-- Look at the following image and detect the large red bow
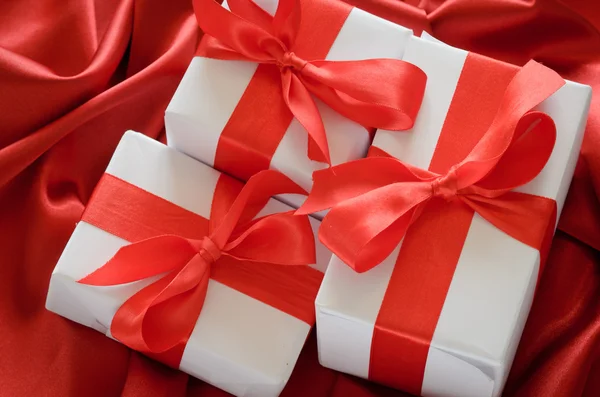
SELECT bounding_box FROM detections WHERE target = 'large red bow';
[298,60,565,273]
[194,0,427,164]
[79,170,316,359]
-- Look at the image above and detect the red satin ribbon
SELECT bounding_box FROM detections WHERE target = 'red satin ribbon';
[78,170,322,368]
[194,0,427,180]
[299,59,563,393]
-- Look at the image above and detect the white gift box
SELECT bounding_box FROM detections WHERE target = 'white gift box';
[315,37,592,397]
[46,131,331,397]
[164,0,413,213]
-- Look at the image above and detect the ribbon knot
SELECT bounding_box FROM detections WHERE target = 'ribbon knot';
[431,167,458,201]
[196,236,222,265]
[278,51,307,72]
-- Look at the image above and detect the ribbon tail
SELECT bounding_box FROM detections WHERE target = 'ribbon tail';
[111,272,178,353]
[281,71,331,164]
[462,192,557,253]
[112,254,211,363]
[78,236,198,285]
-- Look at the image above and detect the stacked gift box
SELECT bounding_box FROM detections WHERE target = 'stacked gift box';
[311,34,591,397]
[45,0,592,396]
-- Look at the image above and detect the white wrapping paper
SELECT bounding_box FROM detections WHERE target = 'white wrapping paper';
[46,131,331,397]
[164,0,413,213]
[315,36,592,397]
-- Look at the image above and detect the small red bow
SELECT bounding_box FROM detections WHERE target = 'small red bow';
[79,170,316,359]
[298,60,564,273]
[194,0,427,164]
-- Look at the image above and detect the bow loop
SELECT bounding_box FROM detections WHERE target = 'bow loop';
[212,170,308,244]
[320,182,432,273]
[449,62,565,191]
[225,212,316,265]
[297,156,433,215]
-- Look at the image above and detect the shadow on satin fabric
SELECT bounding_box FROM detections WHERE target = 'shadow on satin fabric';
[0,0,598,396]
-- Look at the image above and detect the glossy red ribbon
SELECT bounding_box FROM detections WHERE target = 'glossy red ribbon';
[194,0,426,177]
[79,170,319,368]
[299,60,563,272]
[299,59,564,393]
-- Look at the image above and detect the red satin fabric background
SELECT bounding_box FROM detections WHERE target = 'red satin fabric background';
[0,1,598,396]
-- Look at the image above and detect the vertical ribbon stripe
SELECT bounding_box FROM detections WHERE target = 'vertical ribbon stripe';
[81,174,324,346]
[212,0,352,180]
[368,53,521,393]
[214,66,294,181]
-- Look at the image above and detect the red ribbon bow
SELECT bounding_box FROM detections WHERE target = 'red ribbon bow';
[194,0,427,164]
[79,170,316,364]
[298,60,565,273]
